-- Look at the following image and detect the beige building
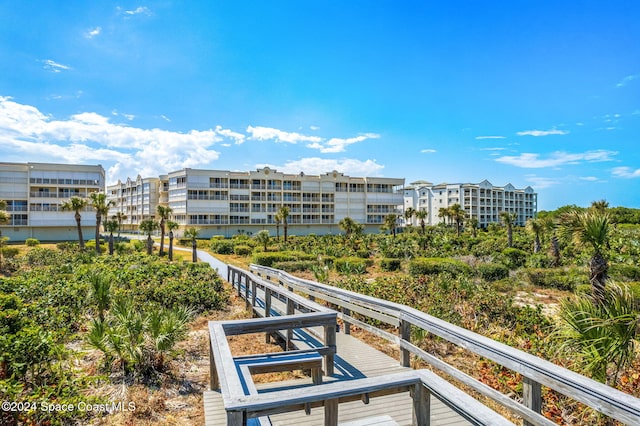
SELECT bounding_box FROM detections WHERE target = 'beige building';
[0,162,105,241]
[403,180,537,228]
[162,167,404,237]
[106,175,166,231]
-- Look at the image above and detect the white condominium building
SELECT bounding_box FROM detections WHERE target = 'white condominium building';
[106,175,166,231]
[0,162,105,241]
[404,179,537,228]
[165,167,404,237]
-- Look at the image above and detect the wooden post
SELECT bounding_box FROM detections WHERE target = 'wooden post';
[324,323,336,376]
[342,307,351,335]
[227,410,243,426]
[251,281,257,307]
[400,318,411,367]
[324,398,338,426]
[244,275,251,308]
[235,271,241,297]
[523,376,542,426]
[265,289,272,343]
[209,339,218,390]
[412,383,430,426]
[286,297,295,350]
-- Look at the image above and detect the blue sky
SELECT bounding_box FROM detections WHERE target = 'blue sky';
[1,1,639,211]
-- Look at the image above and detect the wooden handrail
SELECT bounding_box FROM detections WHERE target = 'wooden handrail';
[247,263,640,425]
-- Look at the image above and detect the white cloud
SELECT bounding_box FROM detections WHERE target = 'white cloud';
[579,176,599,181]
[616,73,640,88]
[215,125,245,144]
[85,27,102,39]
[516,129,568,137]
[317,133,379,153]
[257,157,384,176]
[524,175,560,189]
[480,147,506,151]
[420,149,436,154]
[310,126,320,131]
[124,6,152,16]
[42,59,72,73]
[475,135,505,140]
[612,167,640,178]
[0,97,222,183]
[247,126,322,144]
[496,150,617,168]
[160,115,171,122]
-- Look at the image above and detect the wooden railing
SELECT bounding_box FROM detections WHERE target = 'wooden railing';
[219,265,514,425]
[247,264,640,426]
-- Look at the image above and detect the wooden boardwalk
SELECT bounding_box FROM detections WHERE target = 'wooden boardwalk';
[205,324,471,425]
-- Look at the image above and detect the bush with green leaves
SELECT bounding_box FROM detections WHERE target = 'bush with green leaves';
[380,258,402,271]
[477,263,509,281]
[1,246,19,258]
[499,247,528,269]
[233,244,253,256]
[210,238,236,254]
[25,238,40,247]
[252,251,315,267]
[272,260,317,272]
[408,257,471,277]
[334,257,372,274]
[524,268,587,291]
[609,263,640,281]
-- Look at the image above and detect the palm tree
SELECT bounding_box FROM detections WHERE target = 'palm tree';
[90,192,114,254]
[113,211,127,241]
[591,199,609,214]
[339,216,358,236]
[183,227,199,262]
[415,210,428,235]
[255,229,270,251]
[103,219,119,255]
[139,219,159,255]
[500,211,518,248]
[156,205,173,256]
[438,207,450,226]
[556,283,638,386]
[466,216,479,238]
[274,213,281,241]
[61,196,88,249]
[87,270,111,322]
[383,213,398,238]
[525,217,545,253]
[448,204,465,237]
[278,206,290,242]
[167,220,179,261]
[559,209,610,305]
[404,207,415,227]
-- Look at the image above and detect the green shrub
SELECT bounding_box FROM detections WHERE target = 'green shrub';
[609,264,640,281]
[233,245,253,256]
[500,248,528,269]
[273,260,317,272]
[252,251,315,267]
[380,258,402,272]
[524,268,586,291]
[130,239,144,252]
[56,241,78,251]
[526,253,550,268]
[335,257,370,274]
[477,263,509,281]
[211,239,235,254]
[1,247,19,258]
[408,257,471,277]
[25,238,40,247]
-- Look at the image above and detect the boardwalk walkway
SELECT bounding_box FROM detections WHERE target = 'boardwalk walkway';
[192,248,472,426]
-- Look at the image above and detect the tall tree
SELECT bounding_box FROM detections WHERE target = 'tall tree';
[500,211,518,248]
[590,199,609,214]
[278,206,290,242]
[113,211,127,241]
[438,207,450,226]
[90,192,113,254]
[156,205,173,256]
[167,220,179,261]
[139,219,158,255]
[61,196,88,249]
[415,210,428,235]
[103,219,119,255]
[383,213,398,238]
[404,207,415,227]
[183,227,200,262]
[274,213,281,241]
[525,217,545,253]
[466,216,479,238]
[448,204,465,237]
[559,209,610,305]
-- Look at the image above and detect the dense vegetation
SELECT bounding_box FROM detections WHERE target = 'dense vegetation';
[0,246,228,425]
